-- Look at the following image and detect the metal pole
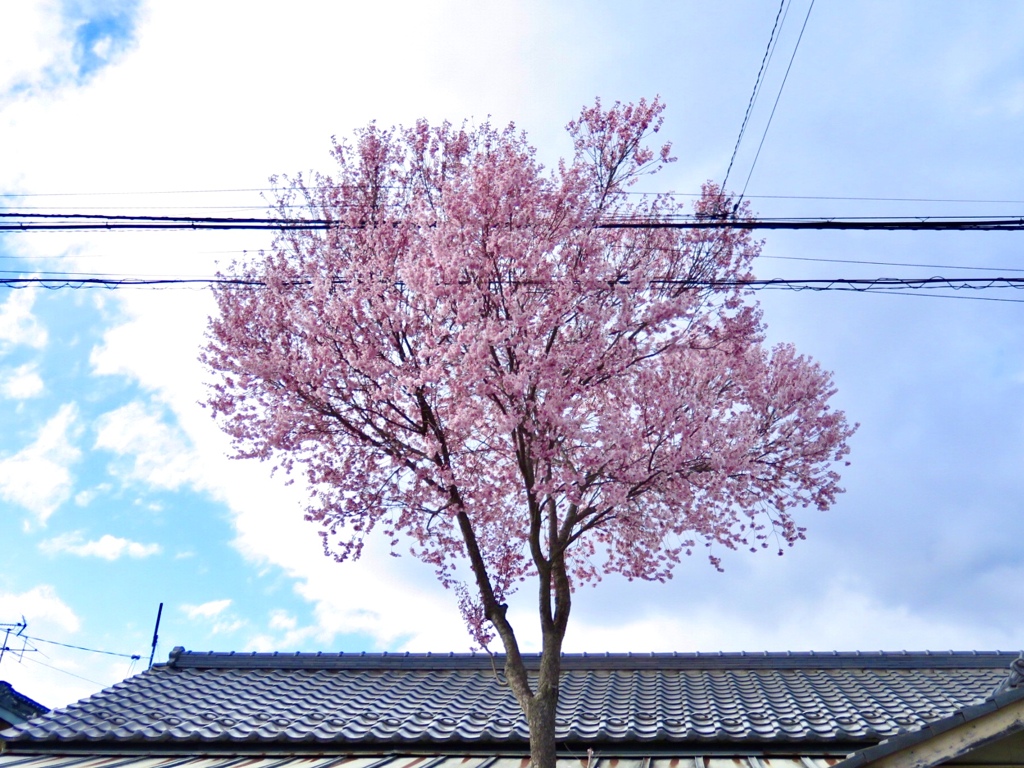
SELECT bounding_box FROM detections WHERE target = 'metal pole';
[147,603,163,669]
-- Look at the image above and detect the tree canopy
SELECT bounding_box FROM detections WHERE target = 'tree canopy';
[203,98,854,768]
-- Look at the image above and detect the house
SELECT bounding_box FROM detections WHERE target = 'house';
[0,649,1021,768]
[834,654,1024,768]
[0,682,46,732]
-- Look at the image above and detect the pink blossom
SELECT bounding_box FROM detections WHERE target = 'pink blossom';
[203,97,853,683]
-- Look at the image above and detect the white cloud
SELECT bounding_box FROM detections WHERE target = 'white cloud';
[0,402,80,525]
[0,0,590,655]
[91,36,113,61]
[211,618,246,635]
[561,583,1024,654]
[0,584,80,633]
[73,483,111,506]
[0,0,139,98]
[0,290,48,351]
[0,585,120,709]
[93,400,204,490]
[0,0,64,93]
[269,609,297,631]
[40,531,162,560]
[181,599,231,620]
[1,362,44,398]
[180,599,245,636]
[0,0,1020,669]
[243,611,322,653]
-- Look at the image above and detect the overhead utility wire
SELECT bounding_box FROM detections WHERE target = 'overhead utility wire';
[722,0,788,191]
[736,0,816,208]
[8,189,1024,205]
[24,634,141,660]
[599,217,1024,231]
[873,290,1024,304]
[7,250,1021,277]
[3,276,1023,293]
[4,212,1024,231]
[761,254,1024,273]
[20,653,104,686]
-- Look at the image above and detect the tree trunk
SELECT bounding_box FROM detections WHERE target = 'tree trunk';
[524,615,566,768]
[527,683,559,768]
[497,625,564,768]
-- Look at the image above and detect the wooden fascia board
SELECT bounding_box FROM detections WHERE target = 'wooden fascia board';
[862,698,1024,768]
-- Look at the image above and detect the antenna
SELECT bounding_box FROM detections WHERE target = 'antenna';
[0,617,28,664]
[147,603,163,669]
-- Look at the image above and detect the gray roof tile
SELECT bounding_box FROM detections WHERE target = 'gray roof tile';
[1,650,1019,751]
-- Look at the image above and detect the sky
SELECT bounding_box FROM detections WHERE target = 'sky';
[1,0,1023,709]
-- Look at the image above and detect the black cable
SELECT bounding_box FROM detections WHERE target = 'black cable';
[2,275,1023,292]
[7,188,1024,205]
[20,654,105,686]
[736,0,816,208]
[6,247,1021,277]
[722,0,789,192]
[868,290,1024,304]
[0,187,271,197]
[4,212,1024,231]
[24,634,141,660]
[758,254,1024,273]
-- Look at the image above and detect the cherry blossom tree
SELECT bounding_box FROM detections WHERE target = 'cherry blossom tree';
[204,98,854,768]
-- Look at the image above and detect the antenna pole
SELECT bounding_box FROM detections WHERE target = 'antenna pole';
[0,618,27,665]
[147,603,163,669]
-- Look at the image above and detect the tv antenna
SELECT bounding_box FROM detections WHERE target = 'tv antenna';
[0,618,28,664]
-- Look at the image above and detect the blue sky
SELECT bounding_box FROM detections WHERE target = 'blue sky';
[1,1,1023,708]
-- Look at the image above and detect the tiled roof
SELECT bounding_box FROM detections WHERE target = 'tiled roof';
[1,650,1019,753]
[0,755,842,768]
[834,676,1024,768]
[0,683,48,726]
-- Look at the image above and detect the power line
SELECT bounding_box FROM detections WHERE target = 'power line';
[737,0,816,207]
[722,0,789,192]
[868,290,1024,304]
[0,187,271,198]
[20,653,105,687]
[24,634,141,660]
[711,193,1024,205]
[759,254,1024,273]
[598,216,1024,231]
[2,275,1023,295]
[6,247,1021,277]
[7,188,1024,205]
[4,211,1024,231]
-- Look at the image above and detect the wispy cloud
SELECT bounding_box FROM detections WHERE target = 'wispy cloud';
[40,531,161,560]
[0,0,141,97]
[73,483,111,507]
[68,0,141,80]
[0,403,80,525]
[181,599,231,620]
[0,2,63,94]
[0,584,80,633]
[180,599,246,635]
[1,362,45,399]
[244,611,320,653]
[0,290,48,350]
[94,401,203,491]
[269,609,297,631]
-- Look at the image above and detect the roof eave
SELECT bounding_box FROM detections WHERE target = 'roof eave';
[834,686,1024,768]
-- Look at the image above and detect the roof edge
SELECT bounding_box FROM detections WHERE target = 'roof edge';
[0,738,870,758]
[163,648,1024,671]
[0,682,48,721]
[834,683,1024,768]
